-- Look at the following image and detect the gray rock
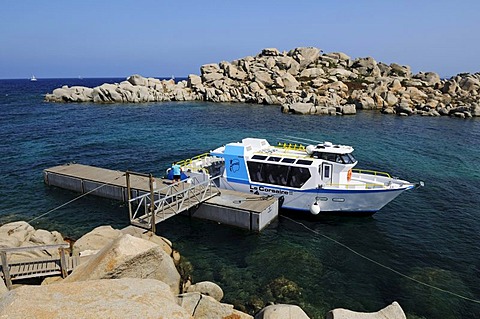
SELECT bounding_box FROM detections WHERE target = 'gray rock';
[414,72,441,86]
[200,63,221,74]
[299,68,325,80]
[64,234,181,295]
[382,107,395,114]
[187,281,224,301]
[0,278,191,319]
[352,57,377,69]
[284,102,315,115]
[255,71,274,87]
[127,74,148,86]
[326,301,406,319]
[0,221,67,261]
[261,48,281,56]
[288,47,320,69]
[255,304,310,319]
[177,292,253,319]
[340,104,356,115]
[390,63,411,77]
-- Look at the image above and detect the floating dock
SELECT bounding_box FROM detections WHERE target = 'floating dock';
[43,163,278,231]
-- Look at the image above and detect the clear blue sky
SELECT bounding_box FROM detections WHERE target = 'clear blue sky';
[1,0,479,79]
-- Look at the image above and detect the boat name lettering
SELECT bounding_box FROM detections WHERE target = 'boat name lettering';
[249,185,292,195]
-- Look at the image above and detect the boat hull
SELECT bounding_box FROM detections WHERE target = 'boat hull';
[219,178,412,215]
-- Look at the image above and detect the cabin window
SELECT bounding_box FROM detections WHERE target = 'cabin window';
[296,159,313,165]
[267,156,282,162]
[252,155,267,160]
[247,162,311,188]
[281,158,296,163]
[347,153,356,163]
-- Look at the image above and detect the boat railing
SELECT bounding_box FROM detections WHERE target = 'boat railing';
[176,152,211,167]
[275,142,306,152]
[352,168,391,178]
[325,182,386,190]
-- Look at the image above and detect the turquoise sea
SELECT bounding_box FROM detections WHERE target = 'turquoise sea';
[0,78,479,318]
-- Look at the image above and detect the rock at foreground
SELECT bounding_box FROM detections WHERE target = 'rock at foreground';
[0,278,191,319]
[186,281,224,302]
[255,304,310,319]
[326,301,406,319]
[63,233,181,295]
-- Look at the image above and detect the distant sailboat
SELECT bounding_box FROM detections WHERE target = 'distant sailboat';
[30,75,37,82]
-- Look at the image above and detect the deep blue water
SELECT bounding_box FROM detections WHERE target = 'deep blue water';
[0,78,479,318]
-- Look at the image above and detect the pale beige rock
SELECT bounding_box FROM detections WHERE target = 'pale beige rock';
[72,225,121,256]
[177,292,252,319]
[127,74,148,86]
[0,221,68,261]
[289,47,320,69]
[326,301,406,319]
[285,102,315,114]
[0,278,191,319]
[281,73,300,92]
[255,304,310,319]
[0,277,8,297]
[65,234,181,295]
[187,281,224,301]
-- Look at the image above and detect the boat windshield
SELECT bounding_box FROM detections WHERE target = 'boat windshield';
[315,152,357,164]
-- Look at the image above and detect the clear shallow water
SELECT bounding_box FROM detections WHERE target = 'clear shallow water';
[0,78,479,318]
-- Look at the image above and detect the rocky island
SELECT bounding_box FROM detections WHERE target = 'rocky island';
[45,47,480,118]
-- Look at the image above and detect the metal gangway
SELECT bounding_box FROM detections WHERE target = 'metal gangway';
[126,173,221,232]
[0,244,89,290]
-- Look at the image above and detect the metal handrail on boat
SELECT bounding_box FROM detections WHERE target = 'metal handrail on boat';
[352,169,391,178]
[275,142,306,151]
[176,152,211,167]
[324,182,386,190]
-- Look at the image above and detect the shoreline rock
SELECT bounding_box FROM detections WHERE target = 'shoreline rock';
[45,47,480,118]
[0,221,408,318]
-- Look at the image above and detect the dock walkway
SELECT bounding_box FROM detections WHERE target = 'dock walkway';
[44,163,278,231]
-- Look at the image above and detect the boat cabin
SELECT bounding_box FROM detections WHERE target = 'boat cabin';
[211,138,358,189]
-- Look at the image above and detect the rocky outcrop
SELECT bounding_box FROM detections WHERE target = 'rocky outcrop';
[326,301,406,319]
[0,222,413,318]
[45,47,480,118]
[0,221,67,261]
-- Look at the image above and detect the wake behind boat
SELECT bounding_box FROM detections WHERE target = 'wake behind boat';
[170,138,422,215]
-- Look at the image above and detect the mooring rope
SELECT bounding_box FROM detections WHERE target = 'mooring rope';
[28,172,126,224]
[281,215,480,304]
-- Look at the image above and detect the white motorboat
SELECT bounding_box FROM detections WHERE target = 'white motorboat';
[174,138,422,215]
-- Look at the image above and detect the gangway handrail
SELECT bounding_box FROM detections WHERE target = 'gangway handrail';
[128,175,221,230]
